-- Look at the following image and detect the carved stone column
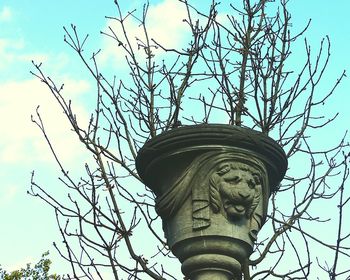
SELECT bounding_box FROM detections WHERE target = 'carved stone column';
[136,125,288,280]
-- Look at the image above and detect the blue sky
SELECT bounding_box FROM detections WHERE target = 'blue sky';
[0,0,349,278]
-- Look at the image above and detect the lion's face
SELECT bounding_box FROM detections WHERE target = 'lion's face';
[214,162,260,220]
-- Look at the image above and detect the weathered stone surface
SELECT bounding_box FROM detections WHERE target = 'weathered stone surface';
[136,124,288,279]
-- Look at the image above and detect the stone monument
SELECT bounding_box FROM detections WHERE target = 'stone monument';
[136,124,288,280]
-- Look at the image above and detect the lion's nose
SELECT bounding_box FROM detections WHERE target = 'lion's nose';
[239,191,250,199]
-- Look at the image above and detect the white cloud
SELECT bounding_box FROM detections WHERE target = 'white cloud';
[0,184,18,207]
[0,6,12,22]
[99,0,189,67]
[0,37,69,75]
[0,78,90,165]
[145,0,189,47]
[0,38,26,70]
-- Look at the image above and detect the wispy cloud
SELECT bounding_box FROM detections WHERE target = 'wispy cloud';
[0,6,12,22]
[99,0,189,67]
[0,38,26,71]
[0,78,90,164]
[0,184,18,207]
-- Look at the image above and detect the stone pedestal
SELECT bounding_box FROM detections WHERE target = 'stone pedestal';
[136,125,287,279]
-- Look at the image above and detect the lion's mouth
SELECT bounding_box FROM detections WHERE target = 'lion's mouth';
[224,201,245,213]
[233,205,245,212]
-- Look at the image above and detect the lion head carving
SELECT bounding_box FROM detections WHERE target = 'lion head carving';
[209,162,262,221]
[155,151,268,241]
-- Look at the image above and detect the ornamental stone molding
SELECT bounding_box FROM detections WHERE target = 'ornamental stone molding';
[136,124,288,280]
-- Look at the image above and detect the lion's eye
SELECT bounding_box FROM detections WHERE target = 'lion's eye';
[224,176,241,184]
[248,180,255,189]
[231,176,241,183]
[217,164,230,175]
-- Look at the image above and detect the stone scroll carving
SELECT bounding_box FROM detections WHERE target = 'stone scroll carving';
[155,151,269,242]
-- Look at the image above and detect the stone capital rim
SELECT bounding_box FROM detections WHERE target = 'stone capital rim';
[136,124,288,193]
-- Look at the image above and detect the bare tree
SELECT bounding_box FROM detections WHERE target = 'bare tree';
[29,0,350,279]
